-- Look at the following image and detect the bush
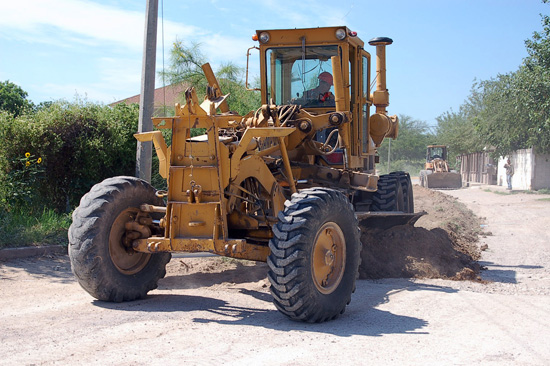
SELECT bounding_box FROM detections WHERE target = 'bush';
[0,152,45,212]
[377,159,425,177]
[0,100,140,212]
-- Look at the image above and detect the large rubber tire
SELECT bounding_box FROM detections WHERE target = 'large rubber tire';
[371,174,405,212]
[68,176,171,302]
[268,188,361,323]
[389,171,414,213]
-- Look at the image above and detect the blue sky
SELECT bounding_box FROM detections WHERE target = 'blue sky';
[0,0,547,125]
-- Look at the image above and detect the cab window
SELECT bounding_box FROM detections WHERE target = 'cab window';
[265,46,339,108]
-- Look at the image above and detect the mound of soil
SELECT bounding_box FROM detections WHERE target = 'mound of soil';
[359,185,482,280]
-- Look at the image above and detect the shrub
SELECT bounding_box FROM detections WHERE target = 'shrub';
[0,100,140,212]
[377,159,425,177]
[0,152,45,212]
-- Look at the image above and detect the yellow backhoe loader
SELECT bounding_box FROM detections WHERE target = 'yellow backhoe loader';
[419,145,462,189]
[68,26,421,323]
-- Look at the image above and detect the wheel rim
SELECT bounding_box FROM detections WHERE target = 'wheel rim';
[311,222,346,294]
[109,208,151,275]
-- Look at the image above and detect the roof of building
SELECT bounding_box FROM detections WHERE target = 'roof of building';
[111,83,187,107]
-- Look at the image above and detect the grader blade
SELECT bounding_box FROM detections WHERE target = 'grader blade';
[356,211,426,232]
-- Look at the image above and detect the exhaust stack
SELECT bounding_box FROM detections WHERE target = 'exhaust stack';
[368,37,398,146]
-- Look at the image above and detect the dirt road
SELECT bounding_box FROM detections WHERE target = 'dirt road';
[1,186,549,365]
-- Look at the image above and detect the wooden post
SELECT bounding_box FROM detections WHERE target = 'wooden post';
[136,0,158,182]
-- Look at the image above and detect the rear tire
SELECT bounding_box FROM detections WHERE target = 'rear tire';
[371,174,405,212]
[68,176,171,302]
[390,171,414,213]
[268,188,361,322]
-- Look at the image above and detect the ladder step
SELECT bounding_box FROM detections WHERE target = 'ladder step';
[169,201,221,206]
[170,165,217,169]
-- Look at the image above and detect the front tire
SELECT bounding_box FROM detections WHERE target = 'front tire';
[68,176,171,302]
[268,188,361,322]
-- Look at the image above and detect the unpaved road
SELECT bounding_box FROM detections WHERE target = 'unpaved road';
[1,186,550,365]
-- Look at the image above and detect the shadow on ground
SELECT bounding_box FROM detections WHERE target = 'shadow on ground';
[93,276,459,337]
[479,262,544,284]
[0,254,73,284]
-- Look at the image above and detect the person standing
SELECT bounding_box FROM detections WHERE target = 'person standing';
[504,158,514,190]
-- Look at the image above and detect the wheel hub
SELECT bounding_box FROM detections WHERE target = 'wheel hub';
[312,222,346,294]
[109,208,151,275]
[324,250,335,266]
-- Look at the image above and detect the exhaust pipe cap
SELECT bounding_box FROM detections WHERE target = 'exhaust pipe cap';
[368,37,393,46]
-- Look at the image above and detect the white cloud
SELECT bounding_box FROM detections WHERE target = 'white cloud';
[39,82,117,103]
[97,57,142,93]
[0,0,196,52]
[0,0,203,103]
[38,56,144,103]
[260,0,348,29]
[201,33,255,65]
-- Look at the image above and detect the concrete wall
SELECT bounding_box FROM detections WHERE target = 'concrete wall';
[534,153,550,190]
[497,148,550,190]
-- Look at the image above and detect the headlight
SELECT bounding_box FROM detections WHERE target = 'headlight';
[335,28,346,40]
[259,32,270,44]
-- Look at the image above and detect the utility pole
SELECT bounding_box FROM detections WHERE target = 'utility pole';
[136,0,158,182]
[387,138,391,174]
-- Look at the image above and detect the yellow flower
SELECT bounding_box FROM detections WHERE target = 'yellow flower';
[37,157,42,164]
[25,152,31,158]
[25,161,31,167]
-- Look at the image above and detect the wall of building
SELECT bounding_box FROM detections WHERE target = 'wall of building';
[497,148,550,190]
[534,153,550,190]
[459,151,497,185]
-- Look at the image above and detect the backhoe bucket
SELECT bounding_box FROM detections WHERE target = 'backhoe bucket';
[426,172,462,189]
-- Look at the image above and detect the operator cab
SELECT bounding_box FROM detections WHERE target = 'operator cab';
[251,26,396,173]
[427,145,447,161]
[265,46,338,109]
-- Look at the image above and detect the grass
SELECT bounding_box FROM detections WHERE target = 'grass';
[0,208,71,249]
[493,190,515,195]
[483,188,512,195]
[483,187,550,196]
[483,188,550,196]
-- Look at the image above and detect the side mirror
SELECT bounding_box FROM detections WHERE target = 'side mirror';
[245,46,260,91]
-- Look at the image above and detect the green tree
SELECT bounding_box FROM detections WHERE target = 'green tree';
[160,41,261,116]
[435,84,486,163]
[515,0,550,153]
[377,114,434,174]
[472,74,529,157]
[0,80,33,117]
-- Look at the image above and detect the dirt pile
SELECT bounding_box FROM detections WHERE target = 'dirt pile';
[359,185,482,280]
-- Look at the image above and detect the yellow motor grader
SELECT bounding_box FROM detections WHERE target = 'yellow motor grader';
[69,26,419,322]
